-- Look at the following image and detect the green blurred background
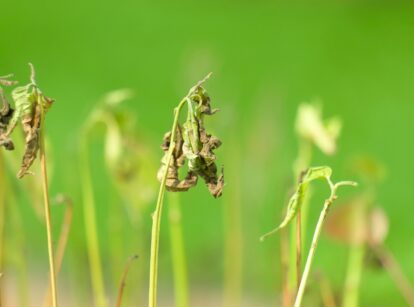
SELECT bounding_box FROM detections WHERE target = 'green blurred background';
[1,1,414,306]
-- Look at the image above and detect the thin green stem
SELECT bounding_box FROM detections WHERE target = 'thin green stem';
[223,156,243,307]
[0,153,5,304]
[294,200,329,307]
[6,178,30,307]
[289,139,312,298]
[168,193,189,307]
[148,98,187,307]
[294,180,357,307]
[39,118,58,307]
[342,197,366,307]
[342,243,364,307]
[80,137,107,307]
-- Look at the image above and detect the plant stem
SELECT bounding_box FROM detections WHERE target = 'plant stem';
[290,139,312,297]
[223,167,243,307]
[116,255,139,307]
[318,273,336,307]
[148,98,187,307]
[280,225,291,307]
[44,195,73,307]
[294,200,330,307]
[6,179,30,307]
[294,180,356,307]
[0,153,5,304]
[168,193,189,307]
[39,127,58,307]
[342,243,364,307]
[80,138,107,307]
[295,210,302,290]
[373,246,414,307]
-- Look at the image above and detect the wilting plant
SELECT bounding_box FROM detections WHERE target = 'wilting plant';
[261,166,357,307]
[81,89,156,306]
[149,73,224,307]
[0,64,57,306]
[283,102,341,304]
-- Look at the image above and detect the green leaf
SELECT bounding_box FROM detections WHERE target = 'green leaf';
[302,166,332,183]
[260,166,332,241]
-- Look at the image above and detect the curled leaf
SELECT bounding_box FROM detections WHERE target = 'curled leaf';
[158,77,224,198]
[157,127,198,192]
[8,65,54,178]
[0,74,17,150]
[261,166,333,241]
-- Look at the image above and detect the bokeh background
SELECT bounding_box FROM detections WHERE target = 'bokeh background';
[1,1,414,306]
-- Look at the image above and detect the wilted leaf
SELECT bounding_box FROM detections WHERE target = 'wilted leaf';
[7,65,54,178]
[158,78,224,198]
[0,74,17,150]
[260,167,332,240]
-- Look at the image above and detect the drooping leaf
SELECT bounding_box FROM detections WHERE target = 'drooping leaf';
[260,166,332,240]
[158,77,224,198]
[0,74,17,150]
[8,65,54,178]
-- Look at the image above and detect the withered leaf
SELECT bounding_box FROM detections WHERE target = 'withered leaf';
[157,126,198,192]
[8,65,54,178]
[0,74,17,150]
[157,79,224,197]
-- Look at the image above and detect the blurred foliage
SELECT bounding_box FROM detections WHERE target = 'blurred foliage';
[1,0,414,305]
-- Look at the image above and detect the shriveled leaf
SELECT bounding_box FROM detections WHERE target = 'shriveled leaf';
[9,65,54,178]
[0,74,17,150]
[158,76,224,198]
[158,127,198,192]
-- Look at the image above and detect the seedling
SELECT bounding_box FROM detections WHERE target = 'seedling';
[0,64,58,306]
[261,166,356,307]
[149,73,223,307]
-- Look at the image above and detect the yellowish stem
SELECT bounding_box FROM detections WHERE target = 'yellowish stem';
[40,134,58,307]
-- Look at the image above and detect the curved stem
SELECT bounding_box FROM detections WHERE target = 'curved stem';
[148,98,187,307]
[294,200,329,307]
[294,180,357,307]
[116,255,139,307]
